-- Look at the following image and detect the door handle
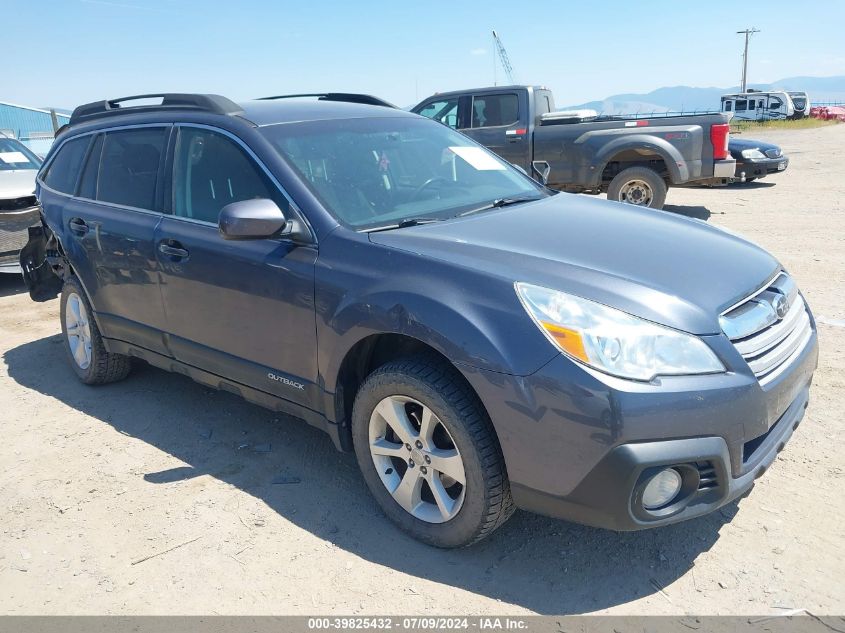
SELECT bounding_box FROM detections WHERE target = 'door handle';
[68,217,89,235]
[158,241,190,260]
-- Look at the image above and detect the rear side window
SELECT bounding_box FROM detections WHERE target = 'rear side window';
[172,127,284,224]
[97,128,166,210]
[43,136,90,194]
[736,100,748,111]
[78,134,103,200]
[724,101,732,112]
[471,94,519,128]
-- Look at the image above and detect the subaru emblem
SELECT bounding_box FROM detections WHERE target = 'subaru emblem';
[772,294,789,319]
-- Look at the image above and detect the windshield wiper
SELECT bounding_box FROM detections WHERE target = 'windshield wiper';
[363,217,442,233]
[458,195,544,218]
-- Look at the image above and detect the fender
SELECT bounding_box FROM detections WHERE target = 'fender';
[585,131,691,187]
[317,277,558,399]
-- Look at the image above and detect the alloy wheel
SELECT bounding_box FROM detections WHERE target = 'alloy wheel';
[368,395,466,523]
[65,292,92,370]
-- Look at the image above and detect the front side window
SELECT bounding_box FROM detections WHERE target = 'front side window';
[42,136,88,193]
[97,128,166,210]
[172,127,283,224]
[471,94,519,128]
[416,99,460,129]
[769,98,782,110]
[263,116,546,230]
[0,137,42,172]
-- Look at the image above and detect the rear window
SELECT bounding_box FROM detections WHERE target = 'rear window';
[97,128,166,210]
[42,136,89,194]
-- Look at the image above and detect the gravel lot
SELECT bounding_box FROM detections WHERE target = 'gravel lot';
[1,124,843,616]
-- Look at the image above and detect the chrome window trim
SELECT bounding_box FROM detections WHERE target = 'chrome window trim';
[37,123,172,188]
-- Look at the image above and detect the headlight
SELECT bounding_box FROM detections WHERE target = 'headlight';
[741,148,766,159]
[515,283,725,381]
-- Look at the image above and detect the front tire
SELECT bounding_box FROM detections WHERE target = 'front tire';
[60,276,132,385]
[352,356,514,548]
[607,166,668,209]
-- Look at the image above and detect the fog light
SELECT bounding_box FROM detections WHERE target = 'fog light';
[642,468,683,510]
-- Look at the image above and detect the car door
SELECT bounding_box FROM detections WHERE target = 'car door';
[459,92,529,171]
[44,127,170,355]
[155,124,319,409]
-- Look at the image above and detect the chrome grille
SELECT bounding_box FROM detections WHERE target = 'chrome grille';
[720,273,812,385]
[0,206,40,255]
[0,195,38,212]
[764,148,782,159]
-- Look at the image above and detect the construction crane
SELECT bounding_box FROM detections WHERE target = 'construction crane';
[492,29,515,85]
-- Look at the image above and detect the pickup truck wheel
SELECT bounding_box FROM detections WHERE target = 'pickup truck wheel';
[607,166,667,209]
[60,277,132,385]
[352,356,514,548]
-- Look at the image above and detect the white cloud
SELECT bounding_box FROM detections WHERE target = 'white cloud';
[470,48,487,56]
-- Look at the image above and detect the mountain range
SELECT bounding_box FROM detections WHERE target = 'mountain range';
[564,76,845,115]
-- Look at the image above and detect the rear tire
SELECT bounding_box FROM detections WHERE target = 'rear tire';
[351,356,514,548]
[607,166,668,209]
[60,276,132,385]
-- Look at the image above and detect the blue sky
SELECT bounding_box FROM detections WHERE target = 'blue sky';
[7,0,845,109]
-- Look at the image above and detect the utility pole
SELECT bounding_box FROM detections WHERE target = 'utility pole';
[737,27,760,93]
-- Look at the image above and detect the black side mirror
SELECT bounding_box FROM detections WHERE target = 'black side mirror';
[218,198,307,242]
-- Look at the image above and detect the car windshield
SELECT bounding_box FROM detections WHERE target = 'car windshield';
[0,138,42,171]
[261,116,546,230]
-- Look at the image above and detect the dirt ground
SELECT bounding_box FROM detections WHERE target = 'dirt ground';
[1,125,843,616]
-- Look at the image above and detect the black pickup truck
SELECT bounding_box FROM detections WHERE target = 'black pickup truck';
[412,85,736,209]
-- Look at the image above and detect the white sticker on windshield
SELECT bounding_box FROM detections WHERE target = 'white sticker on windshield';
[448,146,506,171]
[0,151,28,164]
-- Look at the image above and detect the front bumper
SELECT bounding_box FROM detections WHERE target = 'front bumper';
[734,156,789,179]
[459,323,818,531]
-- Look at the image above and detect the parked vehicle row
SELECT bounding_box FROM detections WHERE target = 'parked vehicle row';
[21,92,818,547]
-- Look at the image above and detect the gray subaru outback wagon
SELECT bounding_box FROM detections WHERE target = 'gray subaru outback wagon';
[21,93,818,547]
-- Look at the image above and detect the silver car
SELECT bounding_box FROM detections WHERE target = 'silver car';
[0,135,42,273]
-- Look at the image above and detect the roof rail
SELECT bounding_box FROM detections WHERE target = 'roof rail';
[256,93,396,108]
[69,93,244,126]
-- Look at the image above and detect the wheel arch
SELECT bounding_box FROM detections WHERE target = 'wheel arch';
[595,136,686,185]
[331,332,497,453]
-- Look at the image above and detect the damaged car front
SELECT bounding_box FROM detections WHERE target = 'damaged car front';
[0,136,43,274]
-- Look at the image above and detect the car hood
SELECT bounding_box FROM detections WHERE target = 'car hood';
[0,170,38,199]
[729,137,781,152]
[369,194,780,335]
